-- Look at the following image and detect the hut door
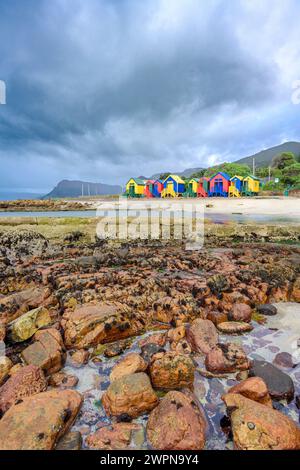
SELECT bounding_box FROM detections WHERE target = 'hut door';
[167,182,173,194]
[129,184,135,196]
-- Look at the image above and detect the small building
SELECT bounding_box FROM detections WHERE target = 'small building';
[144,180,155,198]
[243,175,260,195]
[229,175,243,197]
[161,174,186,198]
[185,178,199,197]
[125,178,145,198]
[197,177,209,197]
[152,179,164,198]
[209,172,231,197]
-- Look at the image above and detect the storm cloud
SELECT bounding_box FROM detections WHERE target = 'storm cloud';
[0,0,300,192]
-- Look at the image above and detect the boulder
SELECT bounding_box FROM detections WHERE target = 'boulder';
[0,390,82,450]
[227,377,272,407]
[291,278,300,302]
[0,356,13,386]
[149,352,195,390]
[223,393,300,450]
[102,372,158,418]
[206,310,228,326]
[167,326,185,344]
[110,353,147,382]
[49,372,79,389]
[0,323,5,342]
[86,423,140,450]
[229,303,252,323]
[205,343,250,374]
[256,304,277,316]
[217,321,253,334]
[273,352,295,369]
[170,338,192,355]
[7,307,52,343]
[68,349,89,367]
[0,230,48,260]
[0,287,51,324]
[62,303,141,349]
[147,391,206,450]
[186,319,218,355]
[21,328,65,375]
[249,360,295,402]
[141,343,165,363]
[0,365,47,414]
[139,333,167,348]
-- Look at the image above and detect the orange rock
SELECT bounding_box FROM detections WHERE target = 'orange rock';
[86,423,140,450]
[186,319,218,355]
[102,372,158,418]
[110,353,147,382]
[147,391,206,450]
[227,377,272,407]
[229,303,252,323]
[206,310,228,326]
[149,352,195,390]
[291,278,300,302]
[223,393,300,450]
[0,365,47,414]
[167,326,185,343]
[0,390,82,450]
[205,343,250,374]
[139,333,166,348]
[0,356,13,386]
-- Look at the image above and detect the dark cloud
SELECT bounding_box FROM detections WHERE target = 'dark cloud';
[0,0,299,190]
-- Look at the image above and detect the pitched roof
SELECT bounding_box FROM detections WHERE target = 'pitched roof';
[244,175,260,181]
[127,177,145,185]
[210,171,231,180]
[230,175,244,181]
[164,174,185,184]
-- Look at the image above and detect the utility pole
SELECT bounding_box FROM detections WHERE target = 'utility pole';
[268,166,271,182]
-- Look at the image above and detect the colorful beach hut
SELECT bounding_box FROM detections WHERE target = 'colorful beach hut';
[208,172,231,197]
[242,175,260,196]
[161,175,185,198]
[229,175,243,197]
[197,177,209,197]
[144,180,155,198]
[152,179,164,198]
[125,178,145,198]
[185,178,199,197]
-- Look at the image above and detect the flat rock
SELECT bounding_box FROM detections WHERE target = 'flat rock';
[223,393,300,450]
[0,365,47,414]
[249,360,295,402]
[186,319,218,355]
[21,328,65,375]
[86,423,140,450]
[227,377,272,407]
[0,287,50,324]
[149,352,195,390]
[217,321,253,334]
[102,372,158,418]
[110,353,147,382]
[0,390,82,450]
[139,333,167,348]
[147,391,206,450]
[49,372,78,389]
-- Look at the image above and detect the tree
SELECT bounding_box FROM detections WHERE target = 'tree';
[271,152,296,170]
[204,162,251,178]
[190,169,206,179]
[282,162,300,186]
[159,173,171,180]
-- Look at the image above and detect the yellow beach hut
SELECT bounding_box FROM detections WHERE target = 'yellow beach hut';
[243,175,260,195]
[126,178,145,198]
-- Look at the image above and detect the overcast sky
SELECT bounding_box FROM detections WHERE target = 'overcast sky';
[0,0,300,192]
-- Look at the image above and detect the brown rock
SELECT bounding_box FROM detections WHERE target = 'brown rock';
[147,391,206,450]
[217,321,253,334]
[229,303,252,323]
[62,303,141,349]
[207,310,228,326]
[0,323,5,342]
[0,287,50,324]
[86,423,140,450]
[186,319,218,355]
[205,343,250,374]
[110,353,147,382]
[102,372,158,418]
[21,328,65,375]
[227,377,272,407]
[170,338,192,355]
[291,278,300,302]
[68,349,89,367]
[0,365,47,414]
[9,364,23,376]
[139,333,166,348]
[0,390,82,450]
[167,326,185,343]
[0,356,13,386]
[56,431,82,450]
[7,306,52,343]
[223,393,300,450]
[49,372,79,389]
[150,352,195,390]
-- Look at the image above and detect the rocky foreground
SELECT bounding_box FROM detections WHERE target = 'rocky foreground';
[0,229,300,450]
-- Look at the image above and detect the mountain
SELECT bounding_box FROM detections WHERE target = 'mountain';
[235,141,300,168]
[150,167,205,180]
[42,180,122,199]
